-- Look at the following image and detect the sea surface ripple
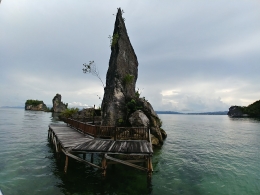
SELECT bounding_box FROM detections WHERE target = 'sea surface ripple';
[0,108,259,195]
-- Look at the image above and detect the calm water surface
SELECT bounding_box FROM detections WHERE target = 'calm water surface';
[0,108,259,195]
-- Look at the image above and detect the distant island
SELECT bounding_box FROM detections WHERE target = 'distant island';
[227,99,260,118]
[23,94,68,112]
[1,106,24,109]
[25,99,48,111]
[156,111,228,115]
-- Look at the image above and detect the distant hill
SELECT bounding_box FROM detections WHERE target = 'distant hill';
[0,106,24,109]
[186,111,228,115]
[156,111,228,115]
[156,111,182,114]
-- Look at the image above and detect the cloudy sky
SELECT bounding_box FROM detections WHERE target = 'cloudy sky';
[1,0,260,113]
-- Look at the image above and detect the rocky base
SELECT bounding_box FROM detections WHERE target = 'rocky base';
[227,106,249,117]
[25,103,47,111]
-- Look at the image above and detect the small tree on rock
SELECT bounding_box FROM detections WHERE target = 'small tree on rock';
[82,61,105,88]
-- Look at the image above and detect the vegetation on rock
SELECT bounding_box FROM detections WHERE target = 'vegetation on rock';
[108,33,119,48]
[25,99,48,111]
[25,99,44,106]
[241,100,260,117]
[60,108,79,118]
[228,99,260,118]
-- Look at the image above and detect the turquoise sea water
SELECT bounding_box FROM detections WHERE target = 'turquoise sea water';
[0,108,259,195]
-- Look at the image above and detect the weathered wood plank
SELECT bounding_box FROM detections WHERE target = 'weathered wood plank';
[73,140,114,152]
[108,141,153,154]
[61,149,103,169]
[49,123,153,155]
[105,154,147,171]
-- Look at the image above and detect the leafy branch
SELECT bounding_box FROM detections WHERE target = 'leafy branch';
[82,61,105,88]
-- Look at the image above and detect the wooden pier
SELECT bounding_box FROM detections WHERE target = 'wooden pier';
[48,118,153,179]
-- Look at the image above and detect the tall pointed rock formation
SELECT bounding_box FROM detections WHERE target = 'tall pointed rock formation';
[101,8,138,126]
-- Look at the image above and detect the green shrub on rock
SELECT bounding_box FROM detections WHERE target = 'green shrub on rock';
[60,108,79,118]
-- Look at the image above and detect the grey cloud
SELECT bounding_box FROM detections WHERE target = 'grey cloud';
[1,0,260,112]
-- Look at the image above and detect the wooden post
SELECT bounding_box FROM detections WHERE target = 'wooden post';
[102,155,107,176]
[92,105,95,125]
[64,155,69,173]
[53,137,58,153]
[91,154,94,163]
[147,157,152,182]
[114,127,117,141]
[52,132,55,145]
[83,153,86,160]
[83,121,86,135]
[57,144,61,159]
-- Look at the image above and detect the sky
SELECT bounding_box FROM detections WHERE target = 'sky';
[1,0,260,113]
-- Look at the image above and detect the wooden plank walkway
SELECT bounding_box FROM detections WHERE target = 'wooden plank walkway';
[48,122,153,179]
[49,123,93,148]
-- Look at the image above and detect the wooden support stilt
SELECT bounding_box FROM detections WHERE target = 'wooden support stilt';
[147,157,152,182]
[53,136,58,153]
[102,155,107,176]
[50,131,53,145]
[83,153,86,160]
[52,132,55,145]
[91,153,94,163]
[64,155,69,173]
[56,143,62,159]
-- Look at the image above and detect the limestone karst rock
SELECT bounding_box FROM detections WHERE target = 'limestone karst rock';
[52,94,67,113]
[100,8,167,146]
[129,110,150,127]
[101,8,138,126]
[227,106,244,117]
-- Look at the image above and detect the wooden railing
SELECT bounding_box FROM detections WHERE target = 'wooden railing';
[66,118,149,141]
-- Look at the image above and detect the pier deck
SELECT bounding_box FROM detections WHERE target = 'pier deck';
[48,120,153,178]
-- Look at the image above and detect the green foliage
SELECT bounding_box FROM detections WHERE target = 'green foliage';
[123,74,134,86]
[244,100,260,117]
[60,108,79,118]
[118,118,125,126]
[108,33,119,48]
[25,99,43,106]
[126,99,142,115]
[236,100,260,117]
[135,88,141,98]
